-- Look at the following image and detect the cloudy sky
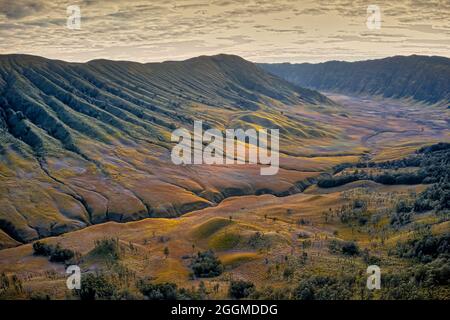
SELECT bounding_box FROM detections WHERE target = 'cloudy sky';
[0,0,449,63]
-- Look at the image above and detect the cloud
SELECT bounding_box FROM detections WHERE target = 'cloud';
[0,0,448,63]
[0,0,46,19]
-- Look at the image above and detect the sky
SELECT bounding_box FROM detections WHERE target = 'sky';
[0,0,449,63]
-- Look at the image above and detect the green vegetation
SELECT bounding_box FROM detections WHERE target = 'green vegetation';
[90,238,121,260]
[190,250,224,278]
[319,143,450,191]
[414,179,450,212]
[77,273,117,300]
[394,233,450,263]
[229,280,255,299]
[137,281,178,300]
[294,275,355,300]
[32,241,75,263]
[328,240,360,256]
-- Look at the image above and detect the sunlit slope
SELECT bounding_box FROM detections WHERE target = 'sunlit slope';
[0,54,340,245]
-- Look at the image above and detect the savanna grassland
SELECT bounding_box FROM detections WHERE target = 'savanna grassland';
[1,75,449,301]
[0,91,450,299]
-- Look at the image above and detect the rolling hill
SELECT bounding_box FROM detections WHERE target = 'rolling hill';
[259,55,450,105]
[0,53,336,246]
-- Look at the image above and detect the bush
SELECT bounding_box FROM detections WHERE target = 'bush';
[137,281,178,300]
[32,241,75,263]
[394,233,450,263]
[328,240,360,256]
[390,210,412,229]
[413,257,450,286]
[317,174,362,188]
[49,244,75,263]
[414,180,450,213]
[229,280,255,299]
[91,238,121,260]
[341,241,360,256]
[380,256,450,299]
[396,200,412,213]
[250,286,291,300]
[295,276,353,300]
[32,241,53,256]
[77,273,116,300]
[190,250,223,278]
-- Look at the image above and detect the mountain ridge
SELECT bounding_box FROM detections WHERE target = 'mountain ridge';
[0,53,336,246]
[259,55,450,105]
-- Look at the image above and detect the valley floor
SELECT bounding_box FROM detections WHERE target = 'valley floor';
[0,94,449,299]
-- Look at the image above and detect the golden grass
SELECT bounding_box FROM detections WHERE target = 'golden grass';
[220,252,260,268]
[191,218,234,240]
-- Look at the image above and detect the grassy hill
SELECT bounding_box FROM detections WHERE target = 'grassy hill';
[259,55,450,105]
[0,54,337,245]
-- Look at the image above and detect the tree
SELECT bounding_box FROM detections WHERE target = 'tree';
[137,281,178,300]
[77,273,116,300]
[190,250,223,278]
[163,246,170,259]
[229,280,255,299]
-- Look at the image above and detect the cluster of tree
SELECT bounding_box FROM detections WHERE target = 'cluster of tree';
[319,144,450,216]
[190,250,224,278]
[393,233,450,263]
[390,200,413,228]
[32,241,75,263]
[294,275,355,300]
[381,257,450,299]
[139,280,211,300]
[355,142,449,171]
[328,240,360,256]
[318,171,428,188]
[90,238,122,261]
[414,178,450,212]
[318,173,363,188]
[76,273,117,300]
[337,199,369,226]
[228,280,255,299]
[137,281,189,300]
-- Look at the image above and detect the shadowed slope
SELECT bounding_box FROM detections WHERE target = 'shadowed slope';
[0,54,336,245]
[260,55,450,105]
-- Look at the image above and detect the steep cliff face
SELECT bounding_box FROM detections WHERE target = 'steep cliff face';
[260,55,450,105]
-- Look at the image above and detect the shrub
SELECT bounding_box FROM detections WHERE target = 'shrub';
[352,199,367,210]
[294,276,353,300]
[396,200,412,213]
[91,238,121,260]
[414,180,450,212]
[394,233,450,263]
[328,240,360,256]
[49,244,75,263]
[317,174,362,188]
[137,281,178,300]
[390,210,412,229]
[32,241,75,263]
[32,241,53,256]
[190,250,223,278]
[229,280,255,299]
[251,286,291,300]
[341,241,360,256]
[77,273,116,300]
